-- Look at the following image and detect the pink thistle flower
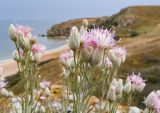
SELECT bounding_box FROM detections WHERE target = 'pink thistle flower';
[91,28,116,48]
[152,95,160,113]
[60,50,74,66]
[144,91,157,109]
[39,80,51,89]
[129,72,146,92]
[129,73,145,85]
[15,24,33,37]
[32,44,46,54]
[81,28,115,49]
[83,39,98,49]
[110,47,127,57]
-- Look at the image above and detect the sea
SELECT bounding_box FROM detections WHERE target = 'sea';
[0,20,67,60]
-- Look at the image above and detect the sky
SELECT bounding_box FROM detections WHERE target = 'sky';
[1,0,160,23]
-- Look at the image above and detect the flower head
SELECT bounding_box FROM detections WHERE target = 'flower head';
[129,73,145,86]
[15,24,33,37]
[110,79,123,99]
[109,46,127,66]
[110,47,126,57]
[81,28,115,49]
[60,50,74,67]
[32,44,46,54]
[144,91,160,111]
[129,72,146,92]
[152,95,160,112]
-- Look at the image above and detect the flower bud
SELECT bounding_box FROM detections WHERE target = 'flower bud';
[43,87,50,97]
[82,19,89,28]
[108,47,126,67]
[34,53,42,63]
[79,26,87,35]
[90,48,102,66]
[13,50,20,61]
[0,88,9,97]
[116,79,123,94]
[156,90,160,99]
[69,26,80,50]
[17,36,30,51]
[29,37,36,45]
[8,91,14,97]
[144,91,156,109]
[123,82,131,94]
[143,108,149,113]
[110,79,117,87]
[129,106,141,113]
[39,106,46,113]
[9,24,17,41]
[107,85,116,102]
[99,57,113,69]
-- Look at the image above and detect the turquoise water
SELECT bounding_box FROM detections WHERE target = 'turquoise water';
[0,20,67,60]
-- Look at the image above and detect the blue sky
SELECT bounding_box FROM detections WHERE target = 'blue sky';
[1,0,160,22]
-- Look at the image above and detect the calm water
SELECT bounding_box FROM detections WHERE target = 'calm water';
[0,20,67,60]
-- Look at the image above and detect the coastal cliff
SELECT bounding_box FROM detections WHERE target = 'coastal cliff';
[47,17,108,37]
[47,6,160,38]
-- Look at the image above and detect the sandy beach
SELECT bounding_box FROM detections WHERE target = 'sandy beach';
[0,45,69,77]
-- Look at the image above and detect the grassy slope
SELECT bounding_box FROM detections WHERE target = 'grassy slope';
[103,6,160,38]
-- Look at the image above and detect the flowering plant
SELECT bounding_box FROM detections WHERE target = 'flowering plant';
[0,20,159,113]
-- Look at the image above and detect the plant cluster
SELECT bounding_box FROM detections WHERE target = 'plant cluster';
[0,20,159,113]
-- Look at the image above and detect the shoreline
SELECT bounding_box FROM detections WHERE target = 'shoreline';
[0,44,69,77]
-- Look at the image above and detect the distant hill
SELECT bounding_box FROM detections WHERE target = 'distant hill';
[47,6,160,38]
[103,6,160,38]
[47,16,108,37]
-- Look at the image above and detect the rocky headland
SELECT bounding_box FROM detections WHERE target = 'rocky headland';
[47,16,108,37]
